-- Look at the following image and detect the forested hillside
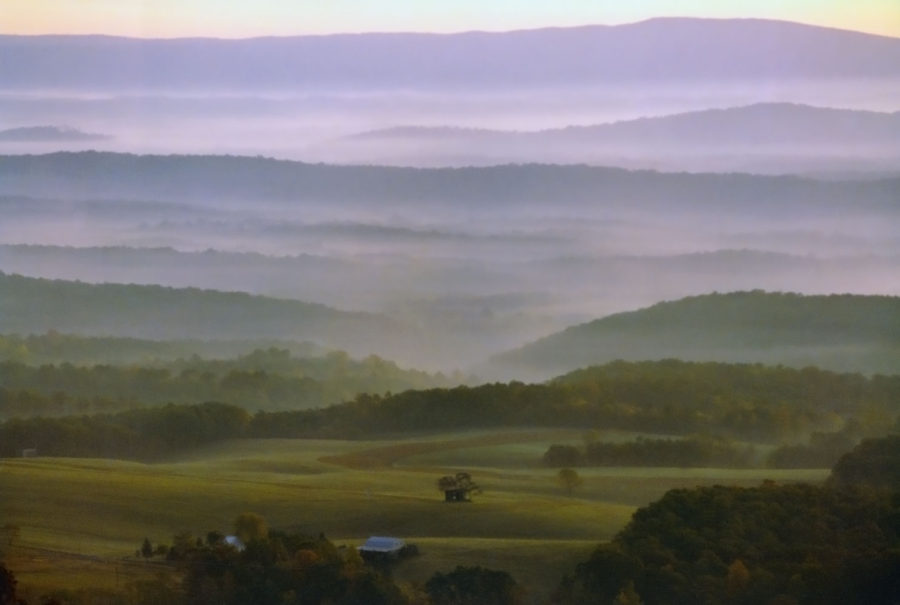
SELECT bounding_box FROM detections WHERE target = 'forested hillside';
[493,291,900,377]
[3,360,897,459]
[0,346,454,419]
[0,272,415,361]
[556,435,900,605]
[0,331,326,366]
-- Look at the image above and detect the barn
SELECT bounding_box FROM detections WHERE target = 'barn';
[357,536,406,560]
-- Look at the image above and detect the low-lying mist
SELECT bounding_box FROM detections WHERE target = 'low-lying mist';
[1,162,897,372]
[1,33,898,374]
[2,77,899,172]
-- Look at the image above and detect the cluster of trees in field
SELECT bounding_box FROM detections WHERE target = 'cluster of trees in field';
[2,360,898,459]
[555,435,900,605]
[543,434,757,468]
[167,525,407,605]
[0,346,454,419]
[544,422,873,470]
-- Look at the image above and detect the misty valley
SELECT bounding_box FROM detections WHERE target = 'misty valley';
[1,16,900,605]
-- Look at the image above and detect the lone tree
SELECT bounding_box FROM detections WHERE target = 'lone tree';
[141,537,153,558]
[557,468,583,496]
[437,472,481,502]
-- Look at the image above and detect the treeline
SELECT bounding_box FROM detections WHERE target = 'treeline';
[550,360,900,440]
[766,422,862,468]
[3,361,899,460]
[0,331,325,366]
[169,526,406,605]
[0,402,250,459]
[0,347,455,419]
[555,436,900,605]
[543,435,757,468]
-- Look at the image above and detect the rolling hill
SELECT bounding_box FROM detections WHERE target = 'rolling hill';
[1,152,898,211]
[491,291,900,378]
[0,272,414,361]
[336,104,900,172]
[356,104,900,147]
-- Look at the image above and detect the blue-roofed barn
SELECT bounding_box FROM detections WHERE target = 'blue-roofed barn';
[358,536,405,560]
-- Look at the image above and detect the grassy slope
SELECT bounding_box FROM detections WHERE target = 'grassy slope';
[0,431,826,601]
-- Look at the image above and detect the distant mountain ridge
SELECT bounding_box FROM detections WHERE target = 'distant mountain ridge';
[1,152,898,210]
[336,103,900,171]
[353,104,900,147]
[2,18,899,91]
[0,125,109,142]
[492,291,900,377]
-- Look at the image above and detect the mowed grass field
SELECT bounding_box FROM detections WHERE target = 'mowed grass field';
[0,429,828,602]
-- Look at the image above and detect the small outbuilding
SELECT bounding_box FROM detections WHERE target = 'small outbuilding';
[224,535,245,551]
[437,472,480,502]
[443,488,470,502]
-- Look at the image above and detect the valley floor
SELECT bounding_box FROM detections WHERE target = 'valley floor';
[1,430,828,602]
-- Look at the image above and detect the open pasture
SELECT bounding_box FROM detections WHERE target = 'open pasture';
[1,429,828,599]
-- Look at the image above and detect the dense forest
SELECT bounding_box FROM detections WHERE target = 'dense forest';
[555,436,900,605]
[3,360,897,460]
[0,345,454,419]
[494,291,900,377]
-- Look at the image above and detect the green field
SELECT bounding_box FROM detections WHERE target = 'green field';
[0,430,828,602]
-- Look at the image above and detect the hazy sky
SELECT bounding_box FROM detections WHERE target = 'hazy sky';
[2,0,899,38]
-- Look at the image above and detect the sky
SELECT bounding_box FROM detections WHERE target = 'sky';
[2,0,899,39]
